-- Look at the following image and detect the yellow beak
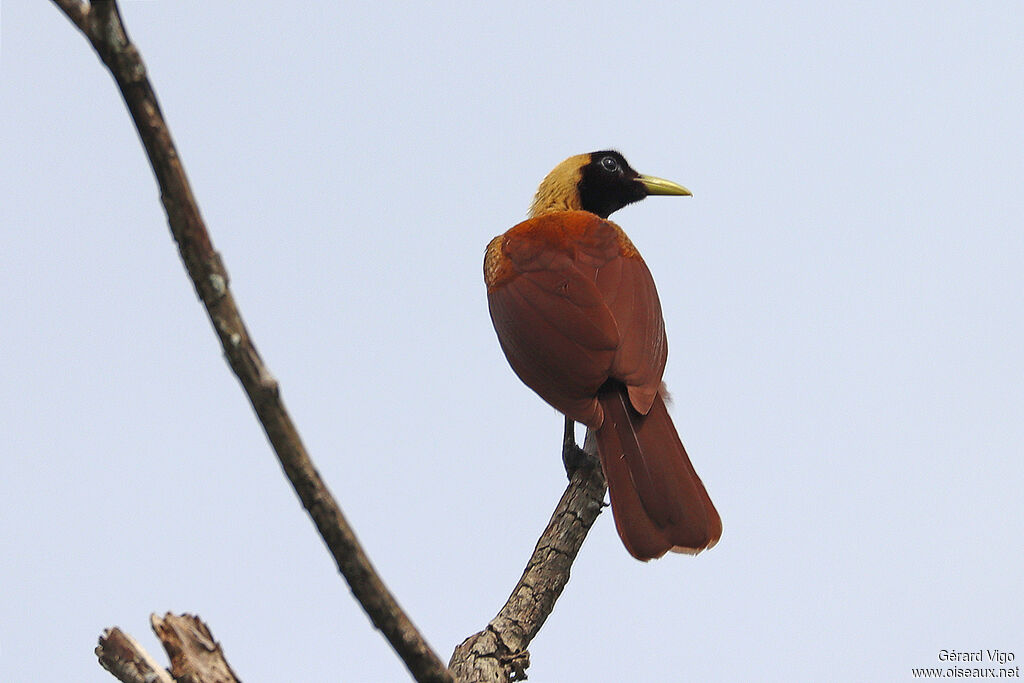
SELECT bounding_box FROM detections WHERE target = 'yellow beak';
[639,174,692,197]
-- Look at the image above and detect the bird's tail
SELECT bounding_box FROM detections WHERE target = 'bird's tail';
[596,385,721,561]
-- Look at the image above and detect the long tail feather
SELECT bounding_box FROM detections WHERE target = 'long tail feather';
[596,386,721,561]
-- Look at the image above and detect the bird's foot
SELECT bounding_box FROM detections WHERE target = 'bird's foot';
[562,440,597,478]
[562,417,598,479]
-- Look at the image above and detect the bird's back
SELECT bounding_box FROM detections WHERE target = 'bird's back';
[485,210,667,428]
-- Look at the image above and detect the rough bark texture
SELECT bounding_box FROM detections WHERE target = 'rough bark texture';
[96,614,240,683]
[449,430,607,682]
[96,627,176,683]
[151,613,241,683]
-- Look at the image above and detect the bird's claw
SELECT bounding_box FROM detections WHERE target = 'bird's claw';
[562,416,598,478]
[562,436,598,479]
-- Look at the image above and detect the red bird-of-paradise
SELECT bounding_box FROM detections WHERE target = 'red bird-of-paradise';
[484,151,721,561]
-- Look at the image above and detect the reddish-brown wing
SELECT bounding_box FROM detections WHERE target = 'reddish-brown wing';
[486,210,668,426]
[593,237,667,415]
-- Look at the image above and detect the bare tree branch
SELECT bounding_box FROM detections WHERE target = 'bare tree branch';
[96,627,176,683]
[51,0,88,31]
[96,614,240,683]
[151,613,241,683]
[449,431,608,682]
[49,2,451,681]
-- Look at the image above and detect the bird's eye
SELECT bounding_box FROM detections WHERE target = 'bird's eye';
[600,156,619,173]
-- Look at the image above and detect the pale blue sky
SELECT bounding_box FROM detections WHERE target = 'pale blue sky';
[2,2,1022,681]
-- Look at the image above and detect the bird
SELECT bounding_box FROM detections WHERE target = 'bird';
[484,151,721,561]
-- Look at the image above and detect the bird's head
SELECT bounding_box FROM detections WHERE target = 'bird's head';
[529,150,691,219]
